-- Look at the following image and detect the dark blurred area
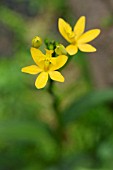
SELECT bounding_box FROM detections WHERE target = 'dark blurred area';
[0,0,113,169]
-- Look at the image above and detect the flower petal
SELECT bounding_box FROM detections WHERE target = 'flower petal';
[50,58,56,65]
[21,65,42,74]
[35,72,48,89]
[78,29,101,43]
[74,16,86,38]
[30,47,45,65]
[58,18,72,43]
[78,44,96,52]
[49,55,68,71]
[49,71,64,82]
[66,44,78,55]
[45,49,53,56]
[37,60,45,70]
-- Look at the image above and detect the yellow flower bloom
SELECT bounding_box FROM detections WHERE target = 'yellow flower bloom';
[21,48,68,89]
[58,16,101,55]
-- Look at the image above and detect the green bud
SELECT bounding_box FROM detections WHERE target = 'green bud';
[48,44,54,50]
[32,36,42,48]
[55,44,67,55]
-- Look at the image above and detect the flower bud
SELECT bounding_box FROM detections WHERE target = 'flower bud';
[55,44,67,55]
[48,44,54,50]
[32,36,42,48]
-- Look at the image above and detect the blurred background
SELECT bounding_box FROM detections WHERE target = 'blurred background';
[0,0,113,169]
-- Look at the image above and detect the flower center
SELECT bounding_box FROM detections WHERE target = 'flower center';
[44,60,50,71]
[65,28,76,43]
[43,50,53,71]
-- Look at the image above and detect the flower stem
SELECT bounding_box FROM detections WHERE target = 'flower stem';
[45,40,64,161]
[45,40,74,163]
[48,78,63,160]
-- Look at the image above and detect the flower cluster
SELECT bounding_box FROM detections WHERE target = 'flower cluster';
[22,16,100,89]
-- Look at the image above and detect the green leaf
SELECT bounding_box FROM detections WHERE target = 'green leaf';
[46,153,92,170]
[0,120,57,159]
[62,89,113,125]
[0,6,26,40]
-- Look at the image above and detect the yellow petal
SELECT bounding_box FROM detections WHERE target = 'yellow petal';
[37,60,45,70]
[58,18,72,43]
[74,16,86,38]
[49,55,68,71]
[50,58,56,65]
[78,29,101,43]
[45,49,53,56]
[30,47,45,65]
[78,44,96,52]
[21,65,42,74]
[35,72,48,89]
[49,71,64,82]
[66,44,78,55]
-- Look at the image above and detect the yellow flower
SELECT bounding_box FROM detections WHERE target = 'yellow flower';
[21,48,68,89]
[58,16,101,55]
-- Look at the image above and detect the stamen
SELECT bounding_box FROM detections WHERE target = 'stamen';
[43,49,53,71]
[44,60,50,71]
[64,27,76,43]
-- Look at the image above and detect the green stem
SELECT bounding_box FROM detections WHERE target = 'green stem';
[48,78,63,164]
[48,76,63,140]
[45,40,64,160]
[45,40,74,162]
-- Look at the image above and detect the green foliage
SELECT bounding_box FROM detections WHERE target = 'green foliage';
[0,6,26,40]
[0,120,57,159]
[62,89,113,125]
[0,1,113,170]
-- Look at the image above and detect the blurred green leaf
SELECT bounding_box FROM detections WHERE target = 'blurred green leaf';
[46,153,92,170]
[62,89,113,125]
[0,6,26,40]
[0,120,57,160]
[0,120,46,142]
